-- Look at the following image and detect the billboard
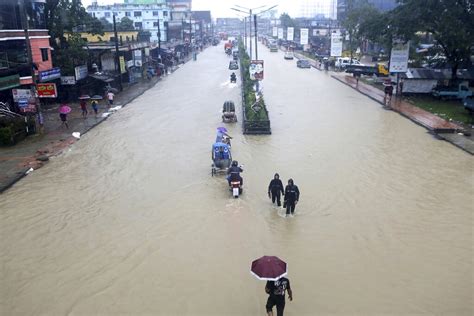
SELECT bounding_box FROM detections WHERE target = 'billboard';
[277,28,284,39]
[36,83,57,98]
[287,27,294,41]
[330,32,342,57]
[300,28,309,45]
[249,60,264,81]
[272,27,277,37]
[390,42,410,73]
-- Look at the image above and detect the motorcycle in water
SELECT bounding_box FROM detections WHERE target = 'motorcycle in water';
[228,165,243,198]
[230,74,237,83]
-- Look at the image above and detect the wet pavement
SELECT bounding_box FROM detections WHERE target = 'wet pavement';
[0,42,472,315]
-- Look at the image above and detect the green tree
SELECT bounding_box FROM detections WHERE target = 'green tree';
[390,0,473,80]
[99,17,113,32]
[279,13,296,28]
[45,0,103,74]
[118,17,134,31]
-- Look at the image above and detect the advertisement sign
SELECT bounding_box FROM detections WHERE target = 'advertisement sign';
[119,56,127,74]
[134,50,143,67]
[390,42,410,73]
[38,67,61,82]
[287,27,294,41]
[300,28,309,45]
[249,60,264,81]
[36,83,57,98]
[272,27,277,37]
[277,28,284,40]
[12,89,32,102]
[0,74,20,91]
[61,76,76,85]
[330,32,343,57]
[74,65,88,81]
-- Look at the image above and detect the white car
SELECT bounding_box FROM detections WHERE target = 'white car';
[335,57,363,69]
[284,51,294,60]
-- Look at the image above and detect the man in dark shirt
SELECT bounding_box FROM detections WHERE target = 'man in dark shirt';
[268,173,284,206]
[265,277,293,316]
[284,179,300,216]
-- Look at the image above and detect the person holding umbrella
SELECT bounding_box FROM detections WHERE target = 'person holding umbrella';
[265,277,293,316]
[58,103,71,129]
[250,256,293,316]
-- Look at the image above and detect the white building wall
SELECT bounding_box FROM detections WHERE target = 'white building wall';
[87,4,171,43]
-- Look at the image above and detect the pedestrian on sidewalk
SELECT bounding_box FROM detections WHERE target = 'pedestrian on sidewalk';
[354,72,361,88]
[265,277,293,316]
[58,103,70,129]
[268,173,284,207]
[283,179,300,217]
[106,91,115,107]
[80,100,88,118]
[91,100,99,116]
[383,81,394,106]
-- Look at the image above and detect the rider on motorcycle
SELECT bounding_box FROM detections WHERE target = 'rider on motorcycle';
[227,160,243,186]
[230,72,236,82]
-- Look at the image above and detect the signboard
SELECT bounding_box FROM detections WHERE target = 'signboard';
[390,42,410,73]
[272,27,277,37]
[36,83,57,98]
[119,56,127,74]
[0,74,20,91]
[61,76,76,85]
[300,28,309,45]
[330,32,343,57]
[249,60,264,81]
[277,28,283,40]
[134,50,143,67]
[38,67,61,82]
[12,89,32,102]
[74,65,88,81]
[287,27,294,41]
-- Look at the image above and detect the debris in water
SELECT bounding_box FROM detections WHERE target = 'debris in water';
[72,132,81,139]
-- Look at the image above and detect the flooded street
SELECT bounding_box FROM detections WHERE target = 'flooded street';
[1,43,472,315]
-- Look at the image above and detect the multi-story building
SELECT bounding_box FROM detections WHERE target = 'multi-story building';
[86,0,171,43]
[216,18,243,36]
[0,0,55,107]
[165,0,192,41]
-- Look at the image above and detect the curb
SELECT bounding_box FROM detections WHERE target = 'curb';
[0,168,29,193]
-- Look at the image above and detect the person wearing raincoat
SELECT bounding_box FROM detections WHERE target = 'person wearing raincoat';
[268,173,284,207]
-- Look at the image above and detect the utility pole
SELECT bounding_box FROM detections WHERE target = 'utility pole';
[157,17,161,51]
[113,14,123,91]
[249,9,252,59]
[20,0,42,133]
[254,14,258,60]
[244,17,247,49]
[181,18,184,42]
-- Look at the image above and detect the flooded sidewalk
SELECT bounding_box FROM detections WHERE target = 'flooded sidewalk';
[332,73,474,154]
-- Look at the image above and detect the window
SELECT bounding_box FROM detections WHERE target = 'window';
[134,11,141,17]
[104,12,110,17]
[153,11,158,16]
[153,22,158,27]
[125,11,131,17]
[163,11,168,17]
[134,22,142,28]
[40,48,48,62]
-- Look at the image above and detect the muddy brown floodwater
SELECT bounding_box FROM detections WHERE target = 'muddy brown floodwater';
[1,42,473,315]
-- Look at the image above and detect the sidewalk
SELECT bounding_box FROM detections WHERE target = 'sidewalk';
[332,73,474,155]
[0,59,190,193]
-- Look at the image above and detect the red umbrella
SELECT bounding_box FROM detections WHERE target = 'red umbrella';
[250,256,287,281]
[59,105,71,114]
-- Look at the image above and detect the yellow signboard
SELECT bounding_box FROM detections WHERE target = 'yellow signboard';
[119,56,127,74]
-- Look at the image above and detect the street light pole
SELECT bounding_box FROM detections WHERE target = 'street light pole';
[249,9,252,60]
[113,14,123,91]
[157,17,161,51]
[254,14,258,60]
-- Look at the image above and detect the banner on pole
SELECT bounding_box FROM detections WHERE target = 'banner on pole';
[330,32,342,57]
[272,27,277,37]
[389,42,410,73]
[287,27,294,41]
[277,28,283,39]
[300,28,308,45]
[249,60,264,81]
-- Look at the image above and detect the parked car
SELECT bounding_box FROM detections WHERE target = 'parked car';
[297,59,311,68]
[335,57,363,69]
[269,44,278,52]
[284,51,294,60]
[463,96,474,114]
[432,83,473,100]
[229,61,239,70]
